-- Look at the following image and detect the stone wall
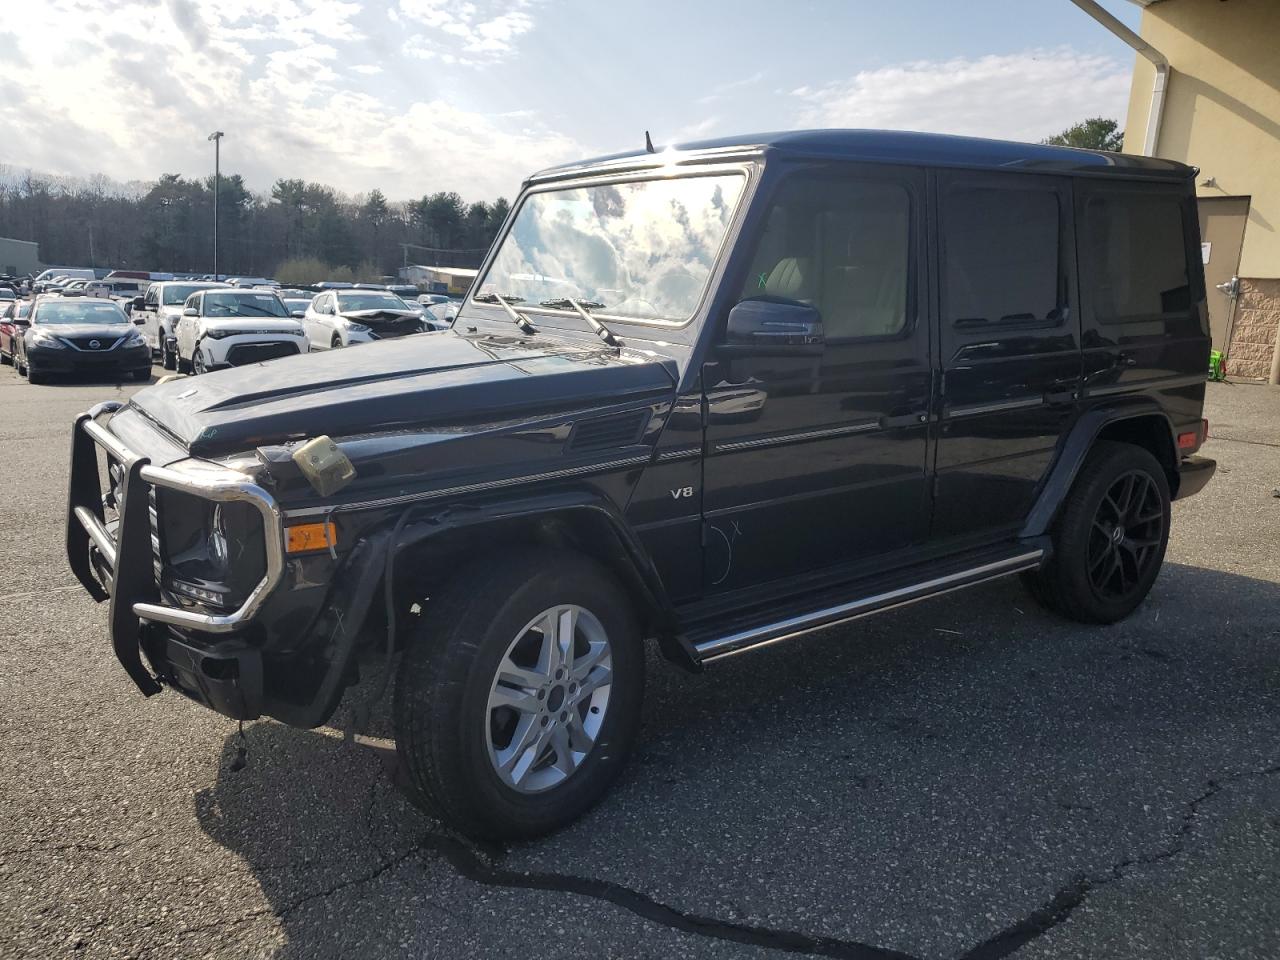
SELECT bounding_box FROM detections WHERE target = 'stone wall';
[1227,278,1280,380]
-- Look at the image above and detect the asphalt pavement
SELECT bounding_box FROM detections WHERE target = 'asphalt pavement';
[1,364,1278,960]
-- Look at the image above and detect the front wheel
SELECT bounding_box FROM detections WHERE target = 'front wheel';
[394,549,644,840]
[193,349,209,375]
[330,334,343,350]
[161,337,176,371]
[1023,441,1171,624]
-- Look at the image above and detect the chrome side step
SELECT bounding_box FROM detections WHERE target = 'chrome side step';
[693,549,1045,663]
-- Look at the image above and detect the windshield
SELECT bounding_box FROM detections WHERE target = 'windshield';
[336,292,410,312]
[476,174,745,324]
[35,300,128,324]
[163,283,221,305]
[202,291,289,318]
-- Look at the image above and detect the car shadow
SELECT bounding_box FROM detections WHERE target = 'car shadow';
[193,561,1280,959]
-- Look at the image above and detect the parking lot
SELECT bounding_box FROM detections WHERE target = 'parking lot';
[1,364,1278,960]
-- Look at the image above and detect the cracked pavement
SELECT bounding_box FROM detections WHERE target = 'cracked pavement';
[2,370,1279,959]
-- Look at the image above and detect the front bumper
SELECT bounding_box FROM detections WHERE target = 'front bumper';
[202,334,306,369]
[29,342,151,375]
[1174,455,1216,501]
[65,402,284,714]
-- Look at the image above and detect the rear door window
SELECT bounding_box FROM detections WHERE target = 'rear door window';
[942,183,1063,329]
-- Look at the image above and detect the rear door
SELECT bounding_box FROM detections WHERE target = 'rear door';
[933,171,1080,542]
[701,162,932,593]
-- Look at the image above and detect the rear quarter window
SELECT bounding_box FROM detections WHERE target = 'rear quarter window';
[1082,191,1191,322]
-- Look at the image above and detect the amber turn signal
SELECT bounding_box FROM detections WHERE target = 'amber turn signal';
[285,521,337,554]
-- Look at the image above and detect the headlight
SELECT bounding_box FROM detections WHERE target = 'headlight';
[123,329,145,346]
[204,328,234,339]
[156,490,266,608]
[346,321,370,332]
[30,330,65,348]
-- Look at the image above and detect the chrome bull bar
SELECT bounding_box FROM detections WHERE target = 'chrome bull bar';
[66,401,284,693]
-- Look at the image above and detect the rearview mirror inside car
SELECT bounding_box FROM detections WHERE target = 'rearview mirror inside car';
[721,299,825,356]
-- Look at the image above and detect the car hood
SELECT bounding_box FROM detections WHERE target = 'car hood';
[128,328,677,458]
[338,308,423,326]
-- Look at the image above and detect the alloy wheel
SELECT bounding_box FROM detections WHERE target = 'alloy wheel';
[1087,469,1165,600]
[485,604,613,794]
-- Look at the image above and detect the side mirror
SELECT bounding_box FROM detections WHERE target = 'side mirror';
[182,307,198,317]
[721,299,825,356]
[133,316,146,325]
[131,296,145,310]
[290,308,305,318]
[15,318,30,328]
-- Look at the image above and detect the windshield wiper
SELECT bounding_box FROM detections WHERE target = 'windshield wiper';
[473,292,537,334]
[540,298,620,347]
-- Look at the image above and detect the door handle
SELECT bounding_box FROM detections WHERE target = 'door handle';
[1043,389,1077,406]
[879,411,930,430]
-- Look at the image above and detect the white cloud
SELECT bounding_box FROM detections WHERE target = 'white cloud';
[794,48,1131,143]
[399,0,537,64]
[0,0,581,201]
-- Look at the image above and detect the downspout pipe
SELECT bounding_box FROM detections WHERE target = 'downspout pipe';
[1069,0,1170,156]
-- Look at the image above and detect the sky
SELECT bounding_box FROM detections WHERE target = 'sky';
[0,0,1143,203]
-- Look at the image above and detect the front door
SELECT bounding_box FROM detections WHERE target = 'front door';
[701,163,932,594]
[1197,196,1250,351]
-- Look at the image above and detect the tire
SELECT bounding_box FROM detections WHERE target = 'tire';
[1023,441,1171,624]
[161,338,176,371]
[26,363,44,384]
[0,347,10,366]
[394,547,644,840]
[176,349,191,374]
[331,334,343,350]
[193,349,208,375]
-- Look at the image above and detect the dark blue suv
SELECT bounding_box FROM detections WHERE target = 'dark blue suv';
[67,130,1215,839]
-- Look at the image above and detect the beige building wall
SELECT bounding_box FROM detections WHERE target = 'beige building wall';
[1123,0,1280,378]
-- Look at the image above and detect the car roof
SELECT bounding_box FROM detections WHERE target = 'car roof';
[528,129,1195,184]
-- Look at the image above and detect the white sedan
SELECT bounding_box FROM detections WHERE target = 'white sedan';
[174,289,310,374]
[302,289,438,350]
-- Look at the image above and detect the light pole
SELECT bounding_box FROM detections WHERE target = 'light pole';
[208,131,224,280]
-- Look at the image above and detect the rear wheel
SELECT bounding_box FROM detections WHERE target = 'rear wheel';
[1023,441,1170,623]
[176,347,191,374]
[394,548,644,840]
[0,346,10,366]
[161,337,176,371]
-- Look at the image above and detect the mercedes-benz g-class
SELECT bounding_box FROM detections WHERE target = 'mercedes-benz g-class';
[66,131,1216,839]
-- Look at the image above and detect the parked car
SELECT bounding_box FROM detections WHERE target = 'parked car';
[314,280,354,290]
[173,288,309,374]
[32,267,95,294]
[65,130,1215,842]
[0,299,32,365]
[302,288,434,348]
[0,287,16,304]
[17,296,150,383]
[280,297,313,318]
[132,280,230,369]
[84,279,147,304]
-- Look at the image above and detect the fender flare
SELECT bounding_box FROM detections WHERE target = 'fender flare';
[1020,399,1177,539]
[359,488,695,669]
